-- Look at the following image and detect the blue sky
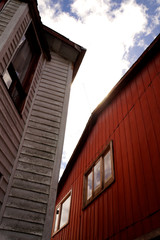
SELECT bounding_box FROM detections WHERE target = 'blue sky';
[38,0,160,178]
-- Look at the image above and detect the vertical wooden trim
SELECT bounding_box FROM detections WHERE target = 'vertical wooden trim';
[82,174,86,208]
[104,140,114,188]
[52,206,57,234]
[57,204,62,231]
[110,140,114,181]
[42,62,73,240]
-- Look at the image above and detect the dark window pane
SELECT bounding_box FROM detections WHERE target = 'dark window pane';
[12,37,32,84]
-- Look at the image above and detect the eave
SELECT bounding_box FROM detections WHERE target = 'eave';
[58,33,160,194]
[43,25,86,81]
[20,0,86,81]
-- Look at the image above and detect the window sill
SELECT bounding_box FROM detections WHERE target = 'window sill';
[52,222,69,238]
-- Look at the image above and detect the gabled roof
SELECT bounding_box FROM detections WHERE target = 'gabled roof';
[20,0,86,80]
[58,33,160,193]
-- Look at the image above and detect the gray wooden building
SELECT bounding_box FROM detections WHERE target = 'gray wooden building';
[0,0,86,239]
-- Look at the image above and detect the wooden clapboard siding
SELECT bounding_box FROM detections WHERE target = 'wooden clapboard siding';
[53,48,160,239]
[0,0,21,36]
[0,53,44,209]
[0,0,45,211]
[22,55,44,122]
[0,51,73,239]
[0,0,31,74]
[0,77,24,207]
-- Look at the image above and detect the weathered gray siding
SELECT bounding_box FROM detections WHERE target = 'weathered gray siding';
[0,0,31,74]
[0,0,21,36]
[0,55,44,208]
[0,1,75,239]
[0,0,44,210]
[0,52,73,240]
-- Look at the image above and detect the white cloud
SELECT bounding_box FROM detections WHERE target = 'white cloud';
[59,168,65,179]
[154,6,160,25]
[37,0,151,177]
[144,5,160,37]
[71,0,111,18]
[137,39,146,48]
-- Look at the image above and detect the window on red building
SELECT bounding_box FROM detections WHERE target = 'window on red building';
[53,190,72,235]
[83,141,114,207]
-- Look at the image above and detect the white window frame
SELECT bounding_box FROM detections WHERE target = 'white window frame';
[52,190,72,235]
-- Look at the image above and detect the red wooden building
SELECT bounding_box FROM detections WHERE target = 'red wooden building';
[51,34,160,240]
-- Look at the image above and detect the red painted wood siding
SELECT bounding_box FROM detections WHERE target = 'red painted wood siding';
[52,50,160,240]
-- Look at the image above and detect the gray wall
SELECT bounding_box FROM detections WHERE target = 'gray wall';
[0,0,40,208]
[0,1,73,239]
[0,51,73,240]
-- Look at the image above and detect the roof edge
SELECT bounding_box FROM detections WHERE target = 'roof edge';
[20,0,51,60]
[20,1,86,79]
[43,25,86,81]
[58,33,160,193]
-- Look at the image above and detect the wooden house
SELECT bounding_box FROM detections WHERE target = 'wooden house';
[0,0,85,239]
[52,34,160,240]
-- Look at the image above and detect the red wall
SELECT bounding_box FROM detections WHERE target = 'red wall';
[52,50,160,240]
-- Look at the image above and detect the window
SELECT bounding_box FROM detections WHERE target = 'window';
[83,141,114,207]
[2,23,40,112]
[53,190,72,235]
